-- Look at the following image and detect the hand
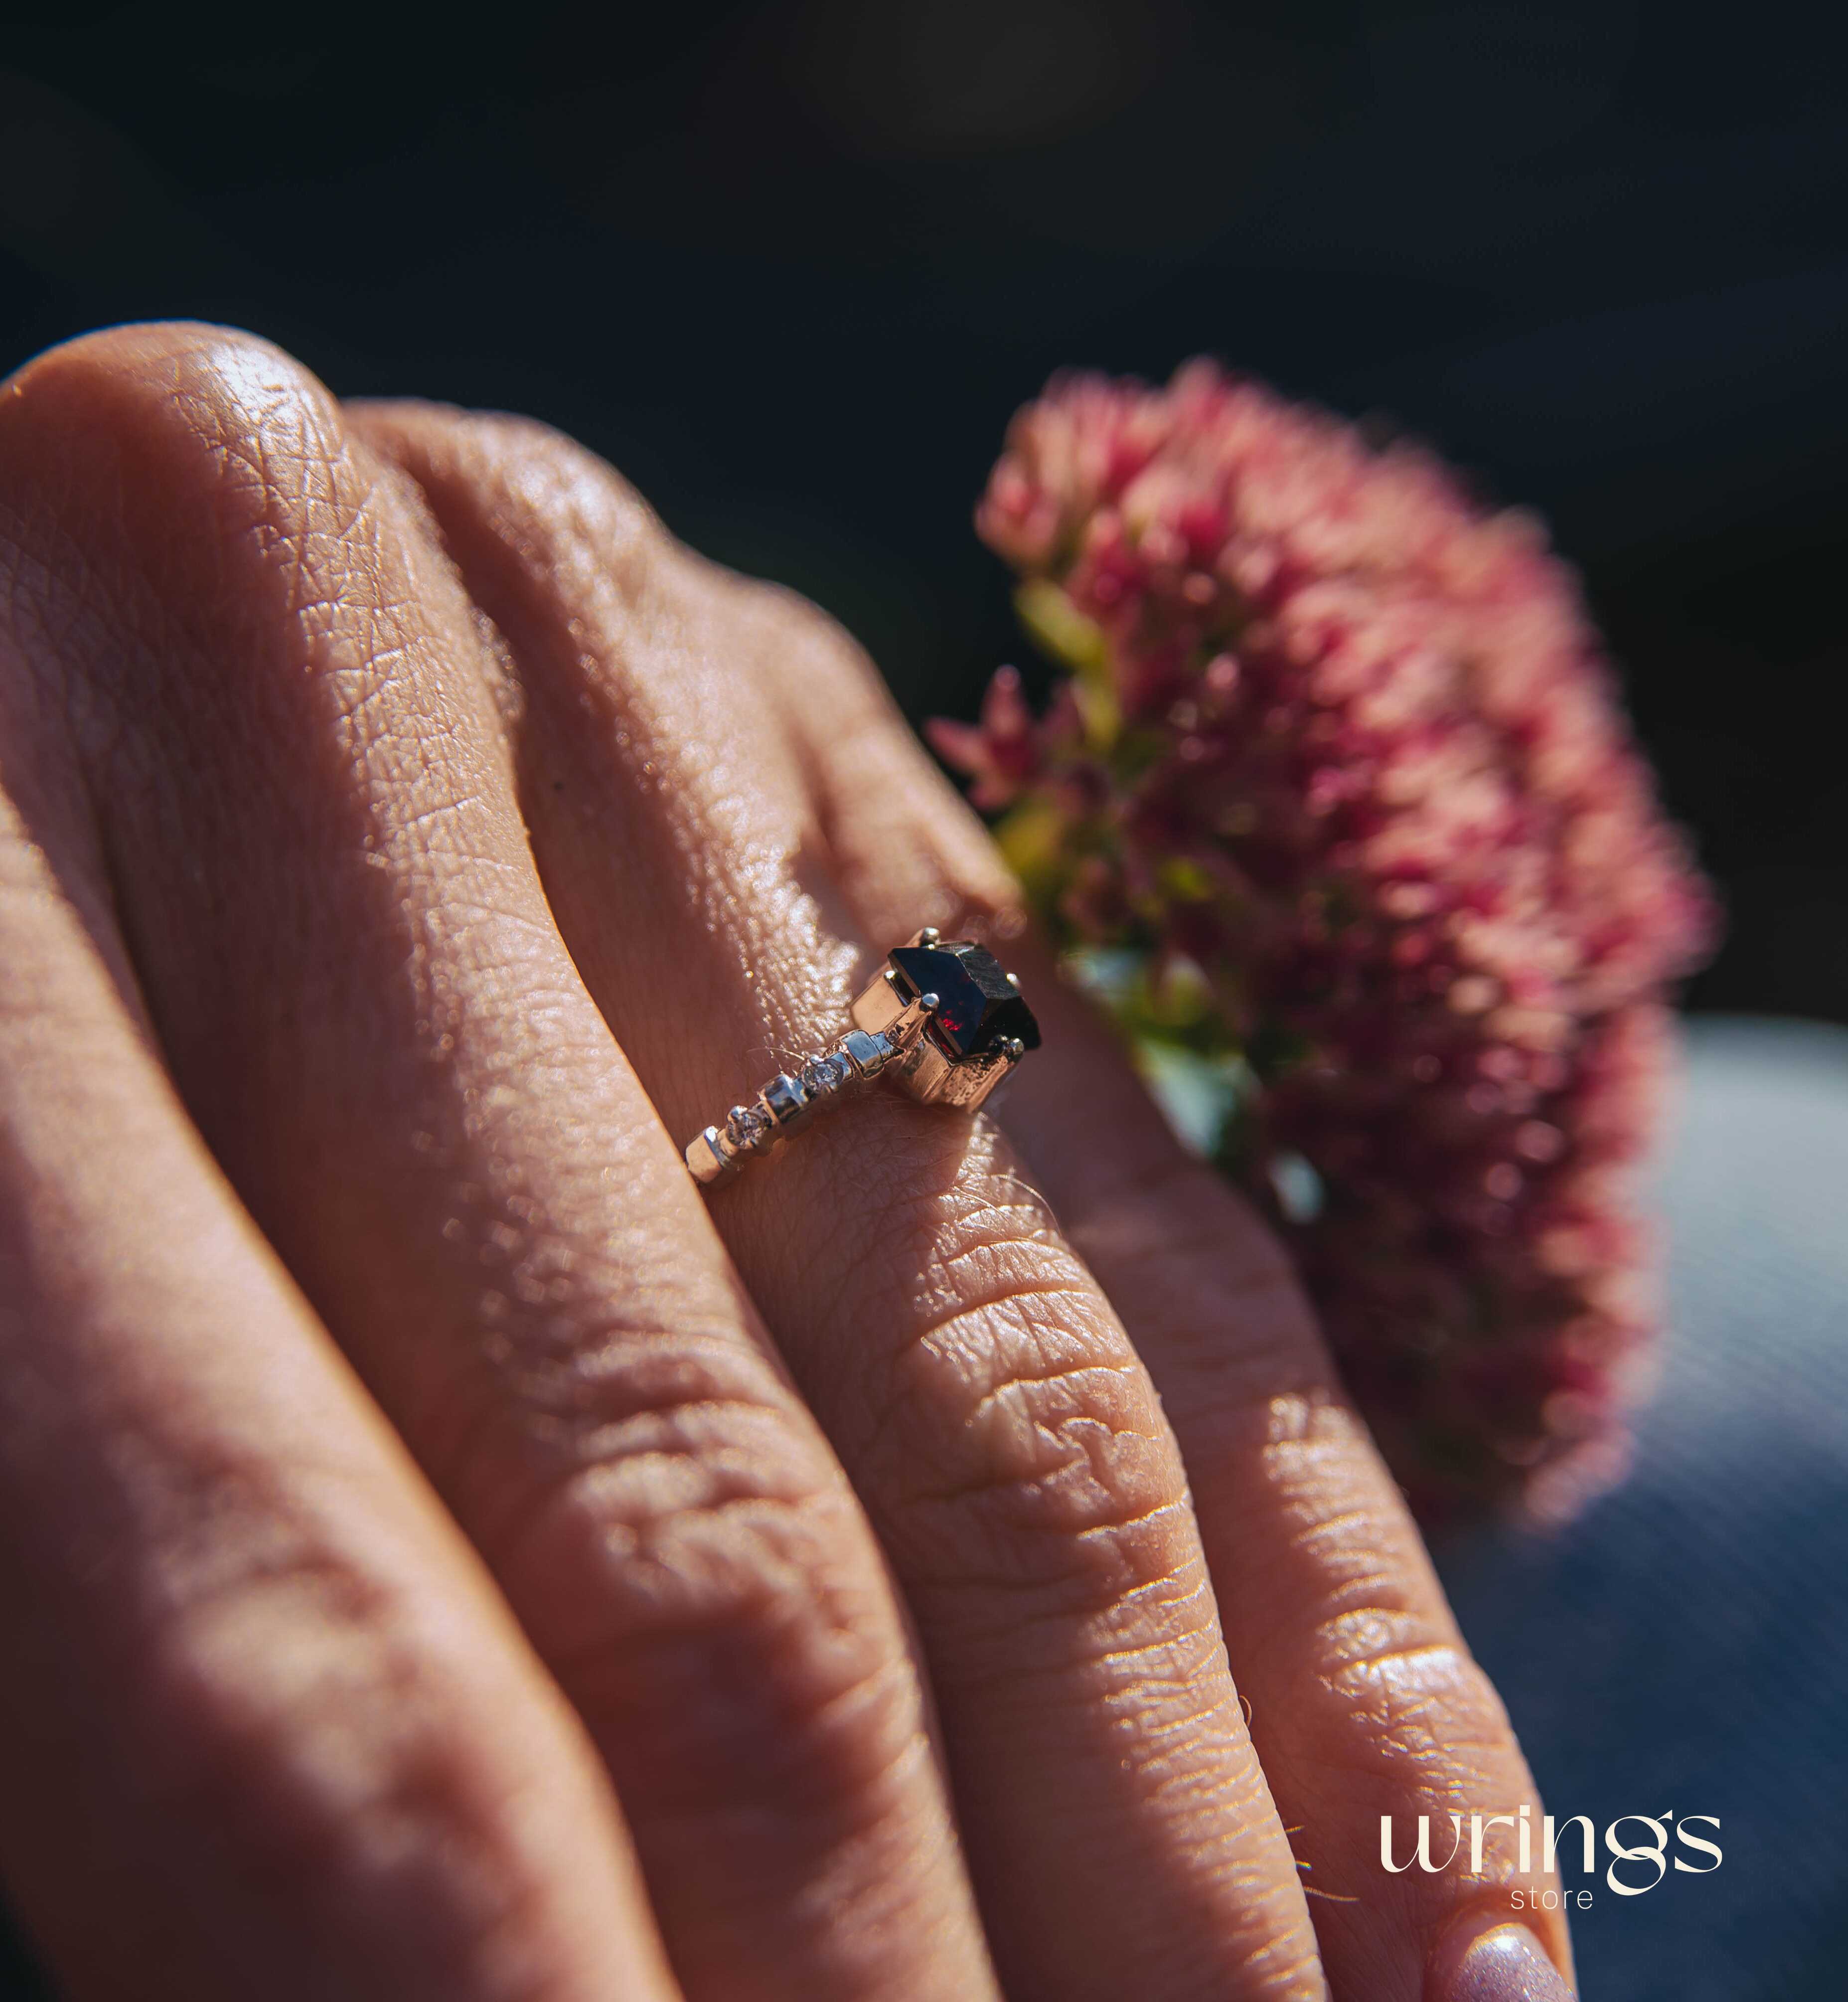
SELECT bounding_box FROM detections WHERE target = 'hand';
[0,325,1572,2001]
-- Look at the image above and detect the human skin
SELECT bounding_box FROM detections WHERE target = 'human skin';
[0,324,1573,2001]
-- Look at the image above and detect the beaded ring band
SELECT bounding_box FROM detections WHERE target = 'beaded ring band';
[683,929,1041,1185]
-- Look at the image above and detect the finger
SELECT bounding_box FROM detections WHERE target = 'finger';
[0,328,996,2002]
[742,619,1578,1997]
[357,401,1329,2002]
[1001,956,1570,1998]
[0,562,671,1997]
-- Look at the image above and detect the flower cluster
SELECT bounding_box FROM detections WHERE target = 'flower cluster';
[934,362,1714,1522]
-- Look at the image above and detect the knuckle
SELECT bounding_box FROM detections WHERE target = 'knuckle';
[0,322,377,742]
[488,1361,929,1831]
[132,1523,523,1911]
[730,566,859,667]
[363,402,670,588]
[3,321,344,528]
[859,1179,1204,1626]
[1326,1623,1516,1766]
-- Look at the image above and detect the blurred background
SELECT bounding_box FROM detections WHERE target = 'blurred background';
[2,5,1845,1995]
[4,0,1846,1025]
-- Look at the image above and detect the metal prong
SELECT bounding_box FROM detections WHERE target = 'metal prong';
[918,926,940,946]
[1006,972,1022,989]
[919,992,940,1011]
[1003,1037,1026,1060]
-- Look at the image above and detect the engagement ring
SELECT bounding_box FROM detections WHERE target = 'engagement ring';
[684,930,1040,1185]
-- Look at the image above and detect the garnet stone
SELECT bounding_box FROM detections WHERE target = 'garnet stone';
[888,941,1041,1060]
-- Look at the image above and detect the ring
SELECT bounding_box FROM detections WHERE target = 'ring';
[684,929,1041,1185]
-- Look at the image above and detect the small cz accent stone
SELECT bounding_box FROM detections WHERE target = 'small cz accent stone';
[801,1053,850,1095]
[727,1104,770,1146]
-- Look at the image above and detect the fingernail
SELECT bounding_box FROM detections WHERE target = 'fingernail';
[1440,1924,1576,2002]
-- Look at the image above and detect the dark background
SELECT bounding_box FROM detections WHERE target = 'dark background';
[3,0,1846,1034]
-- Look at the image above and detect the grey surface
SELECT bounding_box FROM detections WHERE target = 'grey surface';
[1439,1018,1848,2000]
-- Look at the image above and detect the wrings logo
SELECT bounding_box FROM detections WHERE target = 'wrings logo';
[1380,1807,1722,1911]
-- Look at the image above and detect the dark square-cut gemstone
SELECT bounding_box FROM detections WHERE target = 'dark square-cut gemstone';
[888,941,1041,1059]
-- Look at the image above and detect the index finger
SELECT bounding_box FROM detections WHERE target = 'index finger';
[0,379,676,2000]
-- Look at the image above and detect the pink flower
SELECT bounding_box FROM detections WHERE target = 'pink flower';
[935,361,1715,1523]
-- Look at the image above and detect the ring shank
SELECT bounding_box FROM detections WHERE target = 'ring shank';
[684,1027,896,1184]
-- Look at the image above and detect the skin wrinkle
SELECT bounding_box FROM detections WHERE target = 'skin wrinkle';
[874,1306,1178,1548]
[137,1558,483,1886]
[430,1336,821,1556]
[794,1153,1299,1968]
[963,1344,1167,1458]
[979,1568,1230,1709]
[1333,1643,1496,1729]
[551,1572,925,1837]
[502,1432,858,1635]
[0,897,671,1997]
[1289,1507,1404,1567]
[570,1608,928,1829]
[1260,1391,1328,1447]
[400,1193,913,1834]
[1302,1558,1428,1624]
[148,1442,509,1957]
[1317,1606,1438,1667]
[898,1259,1118,1398]
[0,330,994,2002]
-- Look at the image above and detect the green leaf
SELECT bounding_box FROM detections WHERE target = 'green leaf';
[1014,579,1120,751]
[994,795,1074,913]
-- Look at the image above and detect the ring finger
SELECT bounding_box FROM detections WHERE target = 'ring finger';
[360,400,1330,2002]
